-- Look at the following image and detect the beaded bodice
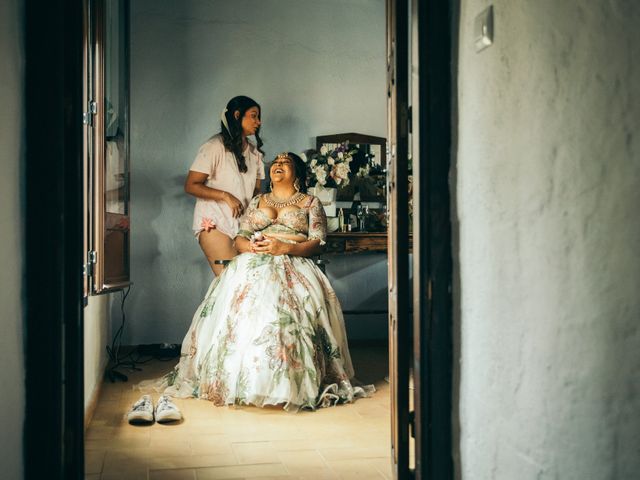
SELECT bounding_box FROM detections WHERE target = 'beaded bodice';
[238,194,327,243]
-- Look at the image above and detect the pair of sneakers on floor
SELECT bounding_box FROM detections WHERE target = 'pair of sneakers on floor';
[127,394,182,425]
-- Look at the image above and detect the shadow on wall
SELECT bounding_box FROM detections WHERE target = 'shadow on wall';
[126,0,387,344]
[169,174,216,289]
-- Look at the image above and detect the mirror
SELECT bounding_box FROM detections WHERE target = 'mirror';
[315,133,387,232]
[103,0,130,287]
[317,132,386,201]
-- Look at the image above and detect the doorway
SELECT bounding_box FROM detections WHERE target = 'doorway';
[23,0,455,479]
[85,1,392,478]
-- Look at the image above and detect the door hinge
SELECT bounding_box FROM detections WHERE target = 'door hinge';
[83,100,97,126]
[409,410,415,438]
[84,250,97,277]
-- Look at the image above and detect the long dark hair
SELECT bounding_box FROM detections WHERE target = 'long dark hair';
[220,95,264,173]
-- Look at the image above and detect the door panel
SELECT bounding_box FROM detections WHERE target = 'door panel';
[386,0,412,478]
[412,0,455,478]
[85,0,131,294]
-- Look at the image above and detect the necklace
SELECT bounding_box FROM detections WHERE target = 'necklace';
[264,191,305,208]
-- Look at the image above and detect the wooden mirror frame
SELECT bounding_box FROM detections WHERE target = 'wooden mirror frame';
[315,132,387,167]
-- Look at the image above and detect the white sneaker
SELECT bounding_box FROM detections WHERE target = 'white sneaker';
[127,394,154,424]
[155,395,182,423]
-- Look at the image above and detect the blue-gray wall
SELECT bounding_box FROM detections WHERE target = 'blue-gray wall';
[123,0,387,344]
[0,0,24,477]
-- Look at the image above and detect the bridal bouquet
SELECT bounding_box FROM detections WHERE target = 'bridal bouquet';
[302,142,357,188]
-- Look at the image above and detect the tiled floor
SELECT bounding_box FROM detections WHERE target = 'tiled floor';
[85,345,391,480]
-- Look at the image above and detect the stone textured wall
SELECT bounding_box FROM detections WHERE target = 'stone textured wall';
[125,0,387,344]
[0,0,24,478]
[455,1,640,478]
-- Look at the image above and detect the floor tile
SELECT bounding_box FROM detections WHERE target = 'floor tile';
[369,457,392,479]
[195,463,288,479]
[232,441,279,464]
[149,454,237,471]
[325,458,387,479]
[85,449,106,474]
[189,436,235,457]
[242,477,292,480]
[148,468,196,480]
[85,347,390,480]
[277,450,332,476]
[100,469,148,480]
[319,446,390,461]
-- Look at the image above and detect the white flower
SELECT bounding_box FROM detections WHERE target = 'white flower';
[320,145,328,155]
[357,164,370,178]
[337,151,344,159]
[315,167,327,186]
[328,157,335,165]
[310,159,317,167]
[299,152,307,162]
[335,162,351,180]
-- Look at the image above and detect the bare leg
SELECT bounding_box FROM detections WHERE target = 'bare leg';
[198,229,238,276]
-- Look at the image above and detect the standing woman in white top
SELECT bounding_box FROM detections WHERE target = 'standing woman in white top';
[184,96,265,276]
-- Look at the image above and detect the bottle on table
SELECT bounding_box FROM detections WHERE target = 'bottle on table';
[350,191,361,231]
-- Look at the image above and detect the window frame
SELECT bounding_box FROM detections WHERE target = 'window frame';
[84,0,131,296]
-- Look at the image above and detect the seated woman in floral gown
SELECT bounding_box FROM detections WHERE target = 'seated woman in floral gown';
[155,152,373,411]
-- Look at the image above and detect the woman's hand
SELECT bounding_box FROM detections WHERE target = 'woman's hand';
[223,192,244,218]
[251,235,290,256]
[184,172,244,218]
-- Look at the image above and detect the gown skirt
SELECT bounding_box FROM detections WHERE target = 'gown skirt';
[142,252,373,411]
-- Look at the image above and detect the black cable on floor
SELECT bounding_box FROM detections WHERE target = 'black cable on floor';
[105,285,139,382]
[105,285,180,383]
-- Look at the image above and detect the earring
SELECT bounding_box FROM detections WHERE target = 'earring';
[294,179,301,192]
[270,181,274,191]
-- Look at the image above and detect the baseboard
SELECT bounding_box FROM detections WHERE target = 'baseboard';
[84,373,103,432]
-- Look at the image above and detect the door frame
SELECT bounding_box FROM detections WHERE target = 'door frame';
[388,0,457,477]
[411,0,457,478]
[386,0,411,478]
[23,1,456,478]
[24,0,85,478]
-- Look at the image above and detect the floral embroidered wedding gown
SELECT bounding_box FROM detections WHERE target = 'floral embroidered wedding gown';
[145,194,373,411]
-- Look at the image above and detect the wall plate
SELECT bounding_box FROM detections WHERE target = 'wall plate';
[475,5,494,52]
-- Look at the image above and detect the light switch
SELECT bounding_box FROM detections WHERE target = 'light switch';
[474,5,494,52]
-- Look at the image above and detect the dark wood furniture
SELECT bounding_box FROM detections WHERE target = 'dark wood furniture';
[325,232,388,254]
[324,232,412,254]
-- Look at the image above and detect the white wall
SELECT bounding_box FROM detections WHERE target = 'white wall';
[456,1,640,478]
[84,295,110,412]
[125,0,387,344]
[0,0,24,478]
